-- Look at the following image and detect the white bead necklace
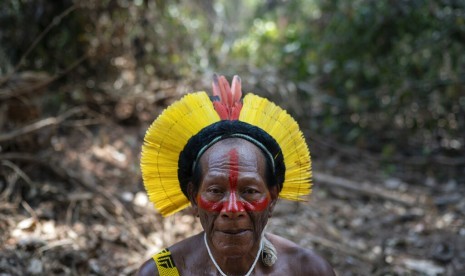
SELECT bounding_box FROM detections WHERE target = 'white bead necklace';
[204,232,263,276]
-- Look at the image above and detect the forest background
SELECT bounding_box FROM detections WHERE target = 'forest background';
[1,0,464,275]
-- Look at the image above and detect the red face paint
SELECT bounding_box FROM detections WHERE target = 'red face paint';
[198,148,270,213]
[222,149,245,213]
[198,196,223,212]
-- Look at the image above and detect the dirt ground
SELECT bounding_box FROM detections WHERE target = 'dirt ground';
[1,1,465,274]
[1,118,464,276]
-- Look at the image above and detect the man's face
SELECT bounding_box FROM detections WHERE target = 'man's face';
[191,138,278,257]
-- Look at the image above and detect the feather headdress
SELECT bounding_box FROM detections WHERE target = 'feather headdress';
[141,74,312,216]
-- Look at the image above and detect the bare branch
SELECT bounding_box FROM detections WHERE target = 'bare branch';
[0,5,77,86]
[0,107,88,143]
[0,53,89,100]
[314,172,419,206]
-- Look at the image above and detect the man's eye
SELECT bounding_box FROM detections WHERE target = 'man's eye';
[207,188,223,194]
[244,188,259,194]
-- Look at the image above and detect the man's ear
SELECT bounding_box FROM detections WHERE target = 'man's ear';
[187,182,198,213]
[268,185,279,215]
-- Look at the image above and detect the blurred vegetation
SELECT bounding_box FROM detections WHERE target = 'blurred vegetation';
[1,0,464,180]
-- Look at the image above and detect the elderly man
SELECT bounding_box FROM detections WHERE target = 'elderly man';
[138,75,335,275]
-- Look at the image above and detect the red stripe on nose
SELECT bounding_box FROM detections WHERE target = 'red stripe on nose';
[222,149,246,213]
[224,188,246,213]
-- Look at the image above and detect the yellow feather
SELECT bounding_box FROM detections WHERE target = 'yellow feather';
[239,94,312,201]
[141,91,312,217]
[141,92,220,216]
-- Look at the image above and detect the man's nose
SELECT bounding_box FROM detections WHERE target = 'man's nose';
[221,191,245,217]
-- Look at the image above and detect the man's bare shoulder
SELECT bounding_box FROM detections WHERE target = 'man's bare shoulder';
[137,258,158,276]
[267,233,336,276]
[136,233,204,276]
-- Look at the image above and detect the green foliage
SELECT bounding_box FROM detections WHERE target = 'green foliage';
[1,0,464,164]
[220,0,465,160]
[0,0,85,73]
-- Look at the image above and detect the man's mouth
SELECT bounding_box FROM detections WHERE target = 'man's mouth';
[219,229,249,235]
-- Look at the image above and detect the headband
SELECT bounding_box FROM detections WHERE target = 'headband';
[192,133,276,175]
[178,119,285,198]
[141,74,312,216]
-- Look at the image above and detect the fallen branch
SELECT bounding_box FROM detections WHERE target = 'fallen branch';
[307,233,375,263]
[0,152,150,252]
[0,53,88,100]
[313,172,418,206]
[47,160,149,251]
[0,118,57,143]
[0,160,36,201]
[39,239,74,253]
[308,133,465,167]
[0,106,89,143]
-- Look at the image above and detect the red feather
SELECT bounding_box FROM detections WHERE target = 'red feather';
[211,74,243,120]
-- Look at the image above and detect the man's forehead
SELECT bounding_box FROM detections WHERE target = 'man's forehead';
[204,138,263,159]
[199,139,267,180]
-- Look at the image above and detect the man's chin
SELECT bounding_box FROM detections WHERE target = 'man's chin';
[212,230,256,255]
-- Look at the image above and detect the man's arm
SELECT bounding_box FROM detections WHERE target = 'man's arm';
[299,248,336,276]
[137,258,158,276]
